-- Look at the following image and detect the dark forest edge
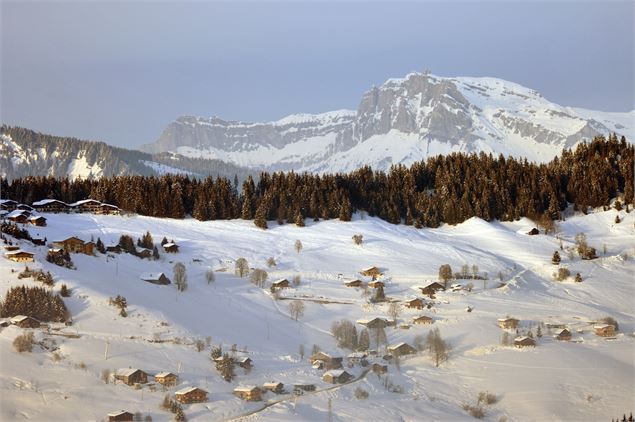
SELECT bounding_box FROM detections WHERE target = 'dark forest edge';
[1,135,633,229]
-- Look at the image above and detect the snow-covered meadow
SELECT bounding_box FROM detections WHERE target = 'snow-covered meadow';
[0,208,633,421]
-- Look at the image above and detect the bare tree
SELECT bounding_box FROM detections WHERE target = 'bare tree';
[172,262,187,292]
[289,300,305,321]
[471,265,479,279]
[250,268,268,287]
[292,274,301,287]
[461,264,470,279]
[206,269,215,285]
[426,327,450,367]
[438,264,452,288]
[387,302,401,324]
[266,257,277,268]
[235,257,249,277]
[294,240,303,254]
[331,319,358,350]
[195,339,205,352]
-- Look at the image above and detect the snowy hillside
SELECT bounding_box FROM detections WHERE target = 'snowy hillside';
[141,72,634,173]
[0,208,633,421]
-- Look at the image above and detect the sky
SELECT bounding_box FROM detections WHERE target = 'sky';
[1,1,633,148]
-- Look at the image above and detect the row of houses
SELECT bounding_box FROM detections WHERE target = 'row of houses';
[4,210,47,226]
[498,317,616,340]
[29,198,121,215]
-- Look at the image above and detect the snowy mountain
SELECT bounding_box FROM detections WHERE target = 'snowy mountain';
[0,126,253,180]
[141,72,634,173]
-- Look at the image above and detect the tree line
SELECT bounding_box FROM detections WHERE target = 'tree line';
[1,135,632,228]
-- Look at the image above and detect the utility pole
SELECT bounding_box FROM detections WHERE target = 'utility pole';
[104,341,109,360]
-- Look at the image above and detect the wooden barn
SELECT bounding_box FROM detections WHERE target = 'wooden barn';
[10,315,40,328]
[412,315,434,325]
[140,272,171,285]
[594,324,615,337]
[387,342,417,356]
[360,266,382,279]
[155,372,178,386]
[234,386,262,401]
[322,370,352,384]
[310,352,343,369]
[5,251,34,263]
[498,317,520,329]
[271,279,290,289]
[107,410,134,421]
[175,387,208,404]
[115,368,148,385]
[32,199,69,213]
[52,237,87,254]
[343,279,363,287]
[514,336,536,347]
[405,298,425,309]
[368,280,385,289]
[554,328,572,341]
[372,363,388,374]
[163,242,179,253]
[262,382,284,394]
[419,282,445,296]
[356,317,389,329]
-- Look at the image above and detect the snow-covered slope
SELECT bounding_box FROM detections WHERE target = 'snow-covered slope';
[1,209,633,421]
[141,72,634,173]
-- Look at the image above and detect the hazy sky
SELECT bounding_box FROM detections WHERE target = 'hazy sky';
[1,1,633,148]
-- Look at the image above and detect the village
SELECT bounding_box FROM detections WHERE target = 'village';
[0,197,633,421]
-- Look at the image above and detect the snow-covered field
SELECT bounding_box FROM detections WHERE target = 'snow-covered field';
[0,209,633,421]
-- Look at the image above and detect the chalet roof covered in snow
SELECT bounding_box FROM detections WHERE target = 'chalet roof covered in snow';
[233,385,259,392]
[155,372,176,378]
[323,369,348,377]
[6,210,28,218]
[176,386,206,395]
[140,272,166,281]
[0,199,17,205]
[163,242,177,248]
[69,199,101,207]
[116,368,142,377]
[32,199,67,206]
[5,250,33,256]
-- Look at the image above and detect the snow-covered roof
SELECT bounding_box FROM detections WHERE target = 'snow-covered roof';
[69,199,101,207]
[48,248,63,253]
[388,342,412,350]
[10,315,29,323]
[101,203,119,209]
[593,324,611,329]
[116,368,143,377]
[32,199,67,206]
[5,250,33,256]
[263,382,283,387]
[107,411,132,417]
[356,317,386,324]
[514,336,532,342]
[0,199,17,205]
[498,317,518,322]
[176,386,206,395]
[155,372,176,378]
[235,356,251,363]
[6,210,28,218]
[140,272,165,281]
[361,266,379,271]
[347,352,367,358]
[272,278,288,285]
[234,385,259,392]
[29,215,46,221]
[163,242,177,247]
[324,369,348,377]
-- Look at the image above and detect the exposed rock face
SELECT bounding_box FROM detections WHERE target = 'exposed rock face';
[141,71,633,173]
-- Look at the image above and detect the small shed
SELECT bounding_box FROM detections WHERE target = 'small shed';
[234,386,262,401]
[356,317,388,329]
[360,266,382,279]
[322,370,352,384]
[163,242,179,253]
[107,410,134,422]
[405,298,425,309]
[10,315,40,328]
[498,317,520,329]
[140,272,171,285]
[262,382,284,394]
[175,387,208,404]
[115,368,148,385]
[419,282,445,296]
[137,248,152,259]
[5,251,34,263]
[344,279,363,287]
[155,372,178,386]
[412,315,434,325]
[554,328,572,341]
[387,342,417,356]
[368,280,385,289]
[514,336,536,347]
[271,279,290,289]
[594,324,615,337]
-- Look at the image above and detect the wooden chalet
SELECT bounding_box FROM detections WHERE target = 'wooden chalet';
[322,370,352,384]
[498,317,520,329]
[6,250,34,263]
[137,248,152,259]
[140,272,171,285]
[234,386,262,401]
[360,266,382,279]
[155,372,178,386]
[310,352,343,369]
[554,328,572,341]
[52,237,87,254]
[262,382,284,394]
[594,324,615,337]
[70,199,102,213]
[0,199,18,212]
[387,342,417,356]
[343,278,363,287]
[271,278,290,289]
[163,242,179,253]
[356,317,389,329]
[99,204,121,215]
[175,387,208,404]
[368,280,385,289]
[32,237,46,246]
[115,368,148,385]
[405,298,425,309]
[106,244,122,253]
[7,211,28,224]
[107,410,134,422]
[514,336,536,347]
[10,315,40,328]
[32,199,69,213]
[419,282,445,296]
[412,315,434,325]
[235,356,252,369]
[372,363,388,375]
